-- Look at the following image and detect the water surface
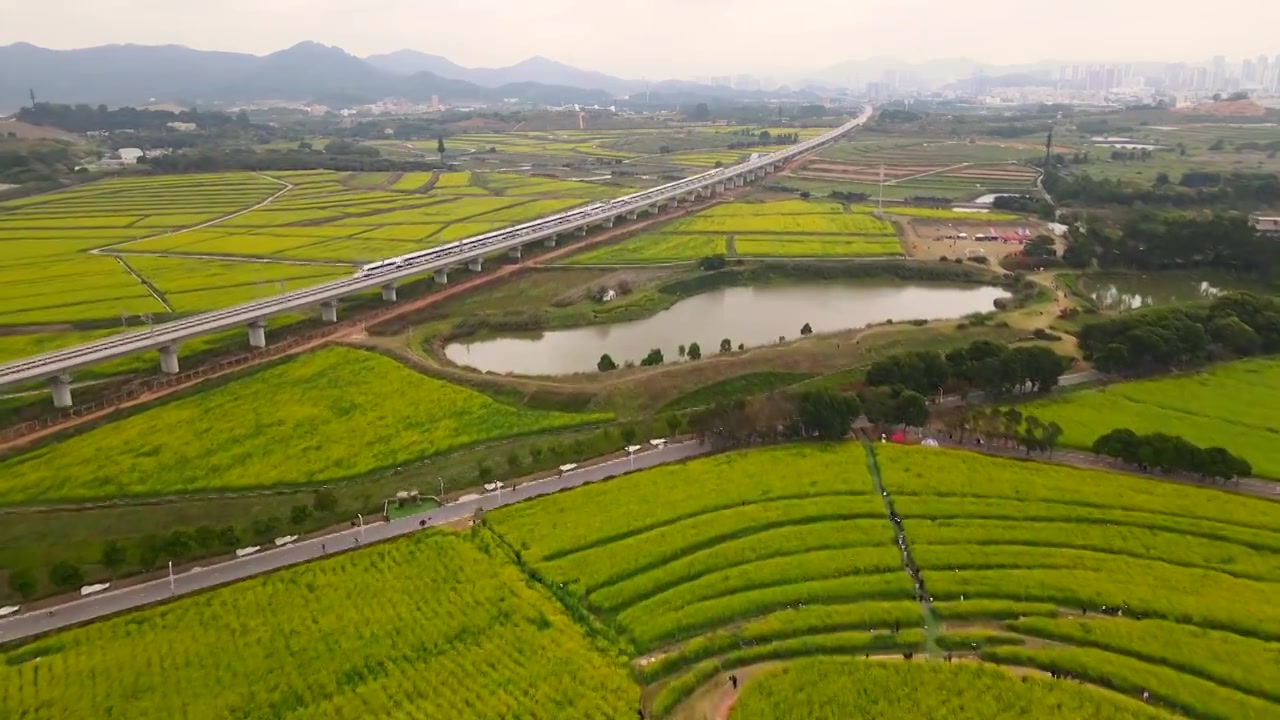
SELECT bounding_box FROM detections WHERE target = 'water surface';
[445,282,1008,376]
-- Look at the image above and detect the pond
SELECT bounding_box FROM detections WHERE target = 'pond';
[1077,274,1236,311]
[444,282,1009,376]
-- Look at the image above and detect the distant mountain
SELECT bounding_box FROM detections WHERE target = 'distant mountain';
[0,42,614,113]
[366,50,638,95]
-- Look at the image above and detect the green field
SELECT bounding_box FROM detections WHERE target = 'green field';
[731,659,1168,719]
[0,169,625,333]
[0,532,638,720]
[7,437,1278,717]
[1020,357,1280,478]
[0,346,610,504]
[564,199,904,264]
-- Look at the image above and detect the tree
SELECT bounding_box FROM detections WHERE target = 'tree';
[796,389,862,441]
[217,525,241,548]
[800,323,813,336]
[720,338,733,354]
[640,348,665,367]
[678,344,687,358]
[529,445,545,463]
[313,489,339,514]
[620,425,639,445]
[8,567,38,599]
[597,353,618,372]
[100,540,128,575]
[289,504,313,526]
[166,529,195,559]
[690,103,711,122]
[48,561,84,591]
[506,450,523,472]
[437,135,446,162]
[1043,421,1064,457]
[477,463,493,483]
[738,343,745,351]
[894,391,929,429]
[687,342,702,360]
[193,525,220,551]
[665,414,682,435]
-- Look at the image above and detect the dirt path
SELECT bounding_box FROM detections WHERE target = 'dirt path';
[93,173,294,255]
[931,437,1279,500]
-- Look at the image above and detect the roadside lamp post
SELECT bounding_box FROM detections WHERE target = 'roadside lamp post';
[356,513,365,543]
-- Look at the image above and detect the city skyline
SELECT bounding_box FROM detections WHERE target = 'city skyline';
[2,0,1277,80]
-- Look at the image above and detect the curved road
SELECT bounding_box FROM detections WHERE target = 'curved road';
[0,440,710,645]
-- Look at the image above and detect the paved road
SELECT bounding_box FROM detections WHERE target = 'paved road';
[0,440,710,644]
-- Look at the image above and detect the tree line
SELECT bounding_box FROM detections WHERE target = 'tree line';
[1093,429,1252,482]
[940,406,1065,457]
[1062,212,1279,277]
[7,490,342,601]
[16,102,250,133]
[864,339,1073,401]
[688,388,862,449]
[1077,292,1280,375]
[1044,167,1280,209]
[143,147,442,175]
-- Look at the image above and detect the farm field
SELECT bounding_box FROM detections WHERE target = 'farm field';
[0,168,625,331]
[1019,357,1280,478]
[730,659,1169,720]
[489,440,1279,718]
[8,436,1277,717]
[873,443,1280,719]
[564,199,904,264]
[0,346,611,504]
[793,138,1044,201]
[0,532,638,720]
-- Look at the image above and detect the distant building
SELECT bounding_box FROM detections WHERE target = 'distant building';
[1252,216,1280,234]
[165,121,198,132]
[115,148,144,164]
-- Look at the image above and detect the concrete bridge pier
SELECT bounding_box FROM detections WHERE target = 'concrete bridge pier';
[716,182,726,194]
[468,257,483,272]
[601,218,614,229]
[575,227,588,237]
[508,246,523,261]
[434,269,449,285]
[50,374,73,409]
[381,284,397,302]
[544,236,557,248]
[248,321,267,348]
[159,344,180,375]
[625,211,638,221]
[648,205,660,215]
[320,300,339,324]
[669,198,679,209]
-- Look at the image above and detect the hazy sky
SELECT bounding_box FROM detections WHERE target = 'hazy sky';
[4,0,1276,78]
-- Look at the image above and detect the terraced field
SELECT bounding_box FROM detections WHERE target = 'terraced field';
[565,199,904,264]
[484,440,1279,719]
[0,346,611,503]
[1020,357,1280,478]
[7,438,1274,717]
[874,443,1280,720]
[0,532,638,720]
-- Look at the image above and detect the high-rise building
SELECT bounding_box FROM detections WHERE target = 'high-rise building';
[1211,55,1227,90]
[1243,58,1257,84]
[1258,56,1271,88]
[1191,66,1209,90]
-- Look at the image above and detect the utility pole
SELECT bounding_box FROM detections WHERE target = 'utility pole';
[1044,125,1055,168]
[877,164,885,218]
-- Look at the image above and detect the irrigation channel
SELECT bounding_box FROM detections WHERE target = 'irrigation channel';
[862,436,942,656]
[445,281,1008,375]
